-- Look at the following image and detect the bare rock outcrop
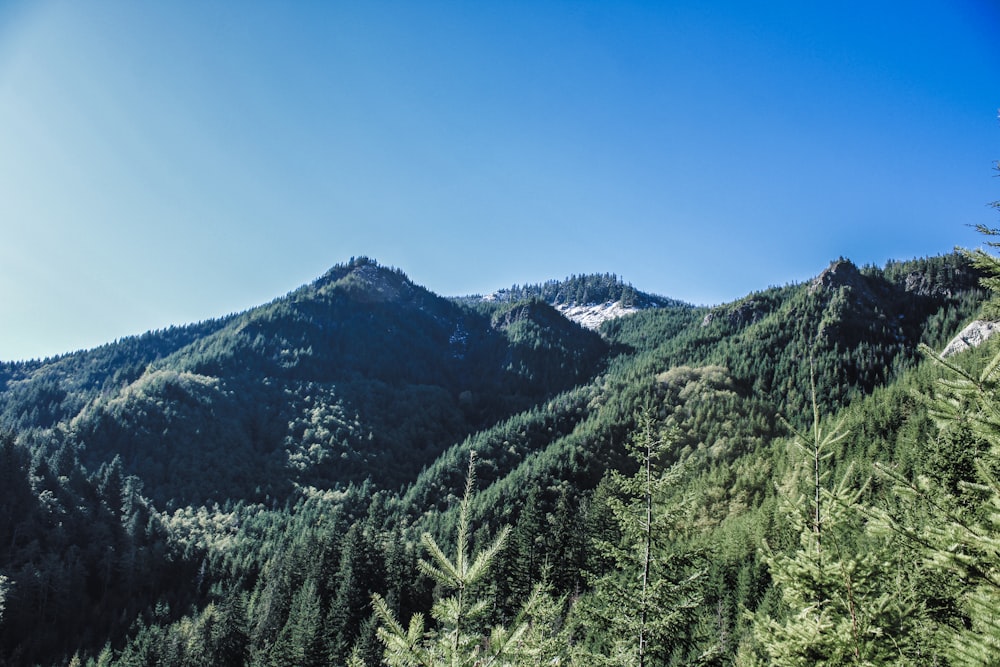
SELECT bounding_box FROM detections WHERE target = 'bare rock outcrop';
[942,319,1000,357]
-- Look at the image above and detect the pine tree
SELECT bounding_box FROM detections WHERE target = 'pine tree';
[372,452,548,667]
[574,411,705,667]
[349,613,383,667]
[749,382,922,665]
[271,578,325,667]
[381,526,415,622]
[549,485,586,596]
[210,590,250,667]
[511,487,546,602]
[865,176,1000,663]
[870,224,1000,665]
[327,522,373,663]
[89,642,113,667]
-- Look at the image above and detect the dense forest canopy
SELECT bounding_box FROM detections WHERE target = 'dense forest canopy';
[1,246,998,665]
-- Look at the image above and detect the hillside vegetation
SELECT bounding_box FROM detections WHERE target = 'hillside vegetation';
[0,247,996,665]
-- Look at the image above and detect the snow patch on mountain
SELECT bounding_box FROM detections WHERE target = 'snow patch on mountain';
[555,301,642,330]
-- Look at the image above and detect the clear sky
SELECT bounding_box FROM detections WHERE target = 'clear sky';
[1,1,998,361]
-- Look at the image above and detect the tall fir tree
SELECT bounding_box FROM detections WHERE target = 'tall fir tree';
[549,485,587,597]
[745,379,925,665]
[573,411,705,667]
[372,452,557,666]
[269,578,325,667]
[327,522,374,663]
[871,225,1000,664]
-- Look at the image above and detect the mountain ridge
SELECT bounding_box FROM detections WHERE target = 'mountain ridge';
[2,252,981,499]
[0,249,992,665]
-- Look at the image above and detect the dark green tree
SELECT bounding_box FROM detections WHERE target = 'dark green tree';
[372,452,556,666]
[746,378,926,665]
[327,522,374,663]
[869,222,1000,665]
[210,590,250,667]
[574,412,705,666]
[267,578,325,667]
[549,485,587,596]
[511,486,546,600]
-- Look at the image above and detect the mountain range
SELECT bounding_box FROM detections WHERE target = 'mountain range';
[0,251,993,665]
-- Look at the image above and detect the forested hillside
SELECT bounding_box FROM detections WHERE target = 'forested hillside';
[470,273,683,310]
[0,248,996,666]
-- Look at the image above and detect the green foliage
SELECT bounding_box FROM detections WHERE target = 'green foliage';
[0,250,990,666]
[573,412,706,666]
[469,272,687,310]
[873,342,1000,660]
[373,453,554,667]
[744,231,1000,665]
[751,408,922,664]
[964,224,1000,318]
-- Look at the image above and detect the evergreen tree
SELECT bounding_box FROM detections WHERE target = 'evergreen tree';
[868,224,1000,665]
[511,487,546,602]
[327,522,373,663]
[372,452,545,666]
[574,411,705,666]
[748,383,923,665]
[211,590,250,667]
[270,578,325,667]
[349,613,383,667]
[549,485,587,596]
[381,526,416,622]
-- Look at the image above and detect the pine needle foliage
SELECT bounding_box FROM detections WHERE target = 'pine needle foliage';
[871,224,1000,664]
[575,411,705,667]
[751,381,922,665]
[372,452,555,667]
[871,363,1000,663]
[965,223,1000,320]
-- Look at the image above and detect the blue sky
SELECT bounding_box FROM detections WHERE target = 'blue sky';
[1,1,998,361]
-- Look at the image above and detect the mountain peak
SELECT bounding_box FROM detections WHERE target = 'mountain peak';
[809,258,863,294]
[316,256,389,283]
[315,257,416,303]
[479,273,688,330]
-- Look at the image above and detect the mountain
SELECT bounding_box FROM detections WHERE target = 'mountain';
[2,257,608,506]
[467,272,687,329]
[0,251,992,666]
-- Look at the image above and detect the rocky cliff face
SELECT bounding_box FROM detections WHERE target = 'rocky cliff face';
[902,267,979,298]
[809,259,873,298]
[700,296,773,328]
[942,319,1000,357]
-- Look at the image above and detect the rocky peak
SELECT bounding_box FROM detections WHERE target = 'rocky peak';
[701,296,771,328]
[902,267,978,298]
[809,259,866,294]
[491,300,561,330]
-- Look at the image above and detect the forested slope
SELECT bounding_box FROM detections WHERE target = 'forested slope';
[0,250,993,666]
[1,257,607,507]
